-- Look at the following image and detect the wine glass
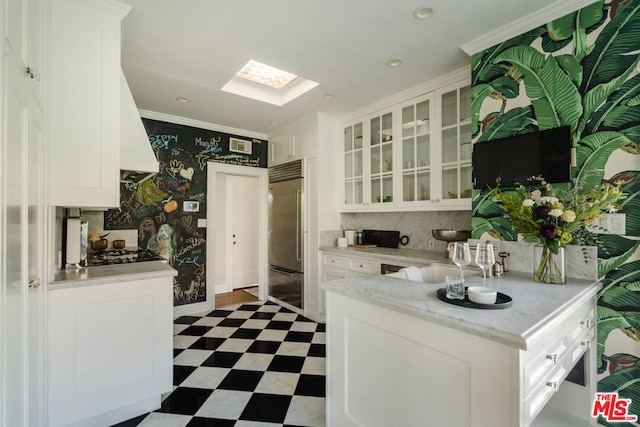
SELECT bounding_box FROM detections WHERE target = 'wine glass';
[475,241,496,279]
[452,242,471,278]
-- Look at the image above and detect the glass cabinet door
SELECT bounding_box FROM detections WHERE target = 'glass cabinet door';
[440,84,472,200]
[401,95,432,202]
[369,112,393,204]
[344,122,363,205]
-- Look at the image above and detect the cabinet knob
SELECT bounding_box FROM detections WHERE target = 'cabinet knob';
[581,340,591,349]
[331,260,335,263]
[546,354,559,364]
[359,264,363,268]
[580,319,591,328]
[546,381,560,393]
[28,279,41,288]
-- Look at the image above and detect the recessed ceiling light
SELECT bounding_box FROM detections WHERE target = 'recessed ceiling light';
[413,6,434,20]
[323,93,335,99]
[235,60,298,89]
[386,58,403,67]
[270,121,279,126]
[176,97,190,103]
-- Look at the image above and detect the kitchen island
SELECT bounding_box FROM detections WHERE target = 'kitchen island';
[48,261,177,427]
[324,272,599,427]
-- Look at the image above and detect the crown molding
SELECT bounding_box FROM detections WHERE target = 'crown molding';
[339,66,471,124]
[139,110,269,141]
[460,0,601,55]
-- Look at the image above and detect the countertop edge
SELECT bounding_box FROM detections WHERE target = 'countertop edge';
[49,261,178,290]
[319,246,448,265]
[323,281,526,349]
[323,273,601,350]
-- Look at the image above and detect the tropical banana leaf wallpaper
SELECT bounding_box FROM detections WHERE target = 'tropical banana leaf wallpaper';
[470,1,640,424]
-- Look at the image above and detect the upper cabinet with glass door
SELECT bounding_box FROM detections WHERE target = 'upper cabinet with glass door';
[437,82,472,206]
[369,111,394,206]
[400,93,434,205]
[343,122,364,207]
[341,73,472,212]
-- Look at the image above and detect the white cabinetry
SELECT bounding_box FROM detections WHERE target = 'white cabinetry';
[326,290,597,427]
[2,0,47,423]
[342,74,472,212]
[48,0,130,208]
[269,113,340,322]
[269,115,317,166]
[48,275,174,427]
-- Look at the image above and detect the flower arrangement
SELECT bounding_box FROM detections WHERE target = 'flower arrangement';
[491,177,626,283]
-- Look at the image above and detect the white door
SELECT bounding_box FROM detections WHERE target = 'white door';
[2,18,46,427]
[3,39,29,427]
[227,175,260,289]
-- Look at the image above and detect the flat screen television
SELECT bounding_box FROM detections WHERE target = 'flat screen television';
[472,125,572,189]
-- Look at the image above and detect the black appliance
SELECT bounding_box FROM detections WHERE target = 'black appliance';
[472,125,572,189]
[363,230,409,248]
[87,248,161,266]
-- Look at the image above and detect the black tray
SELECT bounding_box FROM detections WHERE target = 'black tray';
[436,288,512,310]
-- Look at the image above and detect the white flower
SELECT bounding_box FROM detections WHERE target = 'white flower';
[530,190,542,201]
[522,199,535,207]
[549,209,563,218]
[540,196,559,204]
[607,205,619,213]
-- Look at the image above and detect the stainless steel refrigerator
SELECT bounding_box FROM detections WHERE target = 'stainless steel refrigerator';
[268,160,304,309]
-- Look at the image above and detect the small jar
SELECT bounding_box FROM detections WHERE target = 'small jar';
[355,232,364,245]
[493,262,504,277]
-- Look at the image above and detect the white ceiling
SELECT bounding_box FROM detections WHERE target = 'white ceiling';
[119,0,563,136]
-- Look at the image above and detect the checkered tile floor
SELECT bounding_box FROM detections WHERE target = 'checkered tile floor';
[115,301,326,427]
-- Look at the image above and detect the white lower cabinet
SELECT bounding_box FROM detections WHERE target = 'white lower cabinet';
[48,276,174,427]
[326,290,596,427]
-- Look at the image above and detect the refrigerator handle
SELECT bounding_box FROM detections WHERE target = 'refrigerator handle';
[296,189,302,262]
[270,265,296,277]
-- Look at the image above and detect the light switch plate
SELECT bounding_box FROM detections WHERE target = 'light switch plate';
[197,218,207,228]
[586,213,626,235]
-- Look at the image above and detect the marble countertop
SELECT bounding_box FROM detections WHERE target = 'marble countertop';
[319,245,448,265]
[323,271,600,350]
[50,261,177,290]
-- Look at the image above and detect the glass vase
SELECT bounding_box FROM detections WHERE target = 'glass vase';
[533,244,566,284]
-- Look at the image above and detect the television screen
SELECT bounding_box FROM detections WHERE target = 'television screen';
[472,126,572,189]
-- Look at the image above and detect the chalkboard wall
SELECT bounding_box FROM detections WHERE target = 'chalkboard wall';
[105,118,267,306]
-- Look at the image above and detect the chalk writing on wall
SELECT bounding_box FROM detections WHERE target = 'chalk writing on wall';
[104,118,267,306]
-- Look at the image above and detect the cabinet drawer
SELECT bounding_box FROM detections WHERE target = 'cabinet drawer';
[348,258,379,274]
[523,334,569,398]
[523,362,569,427]
[322,254,347,268]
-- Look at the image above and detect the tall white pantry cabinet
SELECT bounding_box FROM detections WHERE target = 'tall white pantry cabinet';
[1,0,47,425]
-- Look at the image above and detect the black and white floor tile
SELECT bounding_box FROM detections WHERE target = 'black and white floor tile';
[115,301,326,427]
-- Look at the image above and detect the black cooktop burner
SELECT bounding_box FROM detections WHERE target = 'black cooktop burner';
[87,248,161,266]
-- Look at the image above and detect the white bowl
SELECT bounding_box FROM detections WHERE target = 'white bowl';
[467,286,497,305]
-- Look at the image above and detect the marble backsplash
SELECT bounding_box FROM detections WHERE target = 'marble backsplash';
[318,210,598,281]
[320,211,472,251]
[468,239,598,281]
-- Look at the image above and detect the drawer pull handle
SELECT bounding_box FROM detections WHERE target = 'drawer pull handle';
[331,260,335,263]
[581,319,591,328]
[359,264,364,268]
[581,340,590,349]
[546,381,560,393]
[546,354,559,364]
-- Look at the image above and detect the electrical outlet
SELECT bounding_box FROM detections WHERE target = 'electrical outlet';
[427,239,435,250]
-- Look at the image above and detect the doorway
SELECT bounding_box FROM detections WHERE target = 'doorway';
[207,163,268,303]
[226,174,259,290]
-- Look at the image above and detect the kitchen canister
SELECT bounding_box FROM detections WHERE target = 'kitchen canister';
[337,237,348,248]
[344,229,356,246]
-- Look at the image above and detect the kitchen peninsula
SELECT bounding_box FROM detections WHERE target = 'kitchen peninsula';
[324,272,599,427]
[49,262,177,427]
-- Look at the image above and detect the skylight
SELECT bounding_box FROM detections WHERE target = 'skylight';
[235,60,298,89]
[222,60,319,106]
